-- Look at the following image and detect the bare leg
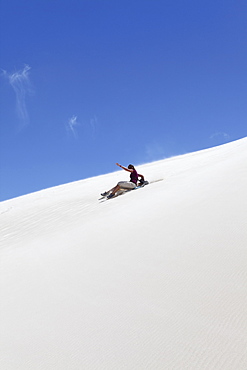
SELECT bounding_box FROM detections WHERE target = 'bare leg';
[102,184,120,197]
[109,184,120,195]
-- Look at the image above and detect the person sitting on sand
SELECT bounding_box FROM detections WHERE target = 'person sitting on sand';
[101,163,145,199]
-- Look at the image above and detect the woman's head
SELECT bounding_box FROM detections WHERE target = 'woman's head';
[128,164,135,169]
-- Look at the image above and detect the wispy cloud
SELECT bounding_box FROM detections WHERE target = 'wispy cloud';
[145,140,165,161]
[210,132,230,141]
[2,65,32,128]
[90,115,98,138]
[66,115,98,139]
[66,115,79,138]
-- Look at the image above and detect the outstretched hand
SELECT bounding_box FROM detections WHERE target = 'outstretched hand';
[116,163,121,167]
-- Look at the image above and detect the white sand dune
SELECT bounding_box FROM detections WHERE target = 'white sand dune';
[1,138,247,370]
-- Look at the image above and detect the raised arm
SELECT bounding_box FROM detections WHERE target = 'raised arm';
[116,163,133,172]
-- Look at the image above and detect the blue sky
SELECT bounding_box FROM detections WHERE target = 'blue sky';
[0,0,246,201]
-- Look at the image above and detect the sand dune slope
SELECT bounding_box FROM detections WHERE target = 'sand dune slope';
[1,138,247,369]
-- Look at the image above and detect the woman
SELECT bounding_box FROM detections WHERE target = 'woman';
[101,163,145,199]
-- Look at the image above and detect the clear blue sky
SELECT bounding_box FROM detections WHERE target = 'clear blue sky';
[0,0,246,201]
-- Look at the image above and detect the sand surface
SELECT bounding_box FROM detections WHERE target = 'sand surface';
[1,138,247,369]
